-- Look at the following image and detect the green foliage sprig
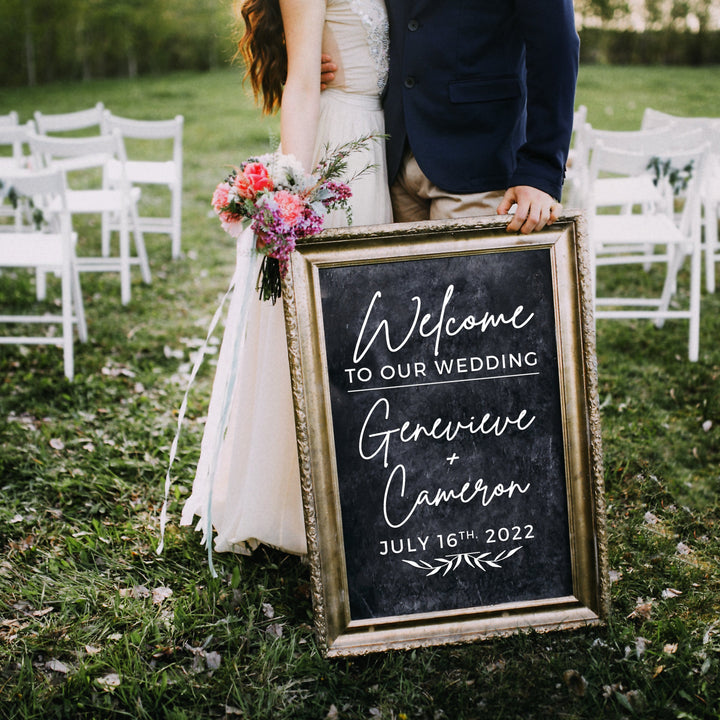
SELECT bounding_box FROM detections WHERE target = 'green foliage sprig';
[646,156,695,197]
[0,179,45,229]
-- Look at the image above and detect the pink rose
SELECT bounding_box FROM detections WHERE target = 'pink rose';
[274,190,304,226]
[236,162,273,198]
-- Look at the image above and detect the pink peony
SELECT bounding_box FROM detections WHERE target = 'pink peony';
[211,182,232,213]
[274,190,305,227]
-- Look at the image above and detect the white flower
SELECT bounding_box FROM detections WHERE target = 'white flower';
[259,152,309,190]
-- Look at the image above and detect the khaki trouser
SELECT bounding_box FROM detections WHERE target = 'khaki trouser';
[390,149,505,223]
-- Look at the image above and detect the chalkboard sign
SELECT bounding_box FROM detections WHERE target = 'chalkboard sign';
[284,213,608,656]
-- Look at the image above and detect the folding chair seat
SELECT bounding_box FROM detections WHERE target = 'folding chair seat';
[27,130,151,305]
[34,102,105,137]
[587,139,708,361]
[0,168,87,380]
[642,107,720,292]
[102,112,184,259]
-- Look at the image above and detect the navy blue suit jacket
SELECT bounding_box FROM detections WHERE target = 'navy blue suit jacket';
[384,1,580,201]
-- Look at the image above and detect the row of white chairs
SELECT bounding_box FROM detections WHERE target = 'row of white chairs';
[564,106,720,362]
[0,104,184,379]
[2,103,184,260]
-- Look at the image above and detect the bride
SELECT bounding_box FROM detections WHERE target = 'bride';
[180,0,392,557]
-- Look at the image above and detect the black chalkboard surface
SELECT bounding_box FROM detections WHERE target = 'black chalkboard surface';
[284,215,608,656]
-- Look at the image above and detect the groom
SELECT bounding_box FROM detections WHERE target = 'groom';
[323,1,579,234]
[384,0,579,234]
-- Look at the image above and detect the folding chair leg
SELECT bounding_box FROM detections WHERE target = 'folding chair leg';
[130,203,152,284]
[688,242,702,362]
[171,190,182,259]
[119,216,132,306]
[101,211,112,257]
[36,268,47,301]
[61,267,74,380]
[655,245,684,329]
[705,200,718,294]
[72,261,88,343]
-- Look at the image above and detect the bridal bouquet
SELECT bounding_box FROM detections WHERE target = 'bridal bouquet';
[212,134,379,303]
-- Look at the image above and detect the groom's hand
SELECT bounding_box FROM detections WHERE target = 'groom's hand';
[320,54,337,90]
[497,186,561,234]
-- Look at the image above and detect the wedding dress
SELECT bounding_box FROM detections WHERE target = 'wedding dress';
[179,0,392,557]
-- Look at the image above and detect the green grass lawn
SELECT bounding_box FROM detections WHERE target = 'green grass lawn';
[0,66,719,719]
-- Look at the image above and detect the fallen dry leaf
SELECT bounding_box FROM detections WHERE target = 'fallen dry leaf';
[205,651,222,671]
[262,602,275,619]
[602,683,623,699]
[32,607,54,617]
[635,636,649,658]
[152,586,173,605]
[265,623,284,638]
[45,659,70,674]
[563,669,588,697]
[643,511,659,525]
[96,673,121,690]
[628,597,653,621]
[662,588,682,599]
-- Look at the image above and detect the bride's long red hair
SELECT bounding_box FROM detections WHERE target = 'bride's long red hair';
[235,0,287,114]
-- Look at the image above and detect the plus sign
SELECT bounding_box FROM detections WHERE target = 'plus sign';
[447,453,459,465]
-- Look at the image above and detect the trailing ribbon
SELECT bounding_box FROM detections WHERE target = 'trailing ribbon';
[157,230,259,578]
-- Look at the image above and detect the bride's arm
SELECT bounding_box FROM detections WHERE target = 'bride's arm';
[278,0,325,171]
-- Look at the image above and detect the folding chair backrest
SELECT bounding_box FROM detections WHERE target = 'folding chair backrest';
[0,111,19,127]
[102,112,183,166]
[642,106,720,135]
[590,141,707,194]
[1,168,71,236]
[28,130,127,177]
[34,102,105,136]
[0,123,32,167]
[587,126,703,154]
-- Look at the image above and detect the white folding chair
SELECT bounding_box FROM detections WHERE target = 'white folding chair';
[563,105,589,208]
[642,107,720,292]
[27,130,151,305]
[102,112,184,259]
[34,102,105,137]
[587,139,708,361]
[0,168,87,380]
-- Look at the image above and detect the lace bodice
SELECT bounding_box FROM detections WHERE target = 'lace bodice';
[324,0,389,96]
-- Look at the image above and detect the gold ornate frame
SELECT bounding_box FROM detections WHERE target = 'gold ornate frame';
[283,212,608,657]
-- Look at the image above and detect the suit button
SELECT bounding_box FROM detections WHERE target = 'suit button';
[404,76,416,88]
[408,19,419,31]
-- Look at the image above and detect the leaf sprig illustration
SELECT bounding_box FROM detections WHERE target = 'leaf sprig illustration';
[402,547,523,577]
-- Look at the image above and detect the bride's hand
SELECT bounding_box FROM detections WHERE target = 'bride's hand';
[320,54,337,90]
